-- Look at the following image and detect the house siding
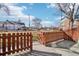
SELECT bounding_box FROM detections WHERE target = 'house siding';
[60,18,79,30]
[0,20,25,30]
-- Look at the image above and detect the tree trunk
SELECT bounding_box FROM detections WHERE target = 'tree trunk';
[69,18,74,39]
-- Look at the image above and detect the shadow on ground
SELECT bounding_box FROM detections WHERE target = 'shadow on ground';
[56,40,76,49]
[18,50,61,56]
[47,40,76,49]
[16,40,76,56]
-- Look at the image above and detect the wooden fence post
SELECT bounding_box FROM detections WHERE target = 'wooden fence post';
[12,33,15,53]
[42,32,46,45]
[7,33,11,55]
[20,33,23,51]
[22,33,24,50]
[29,33,32,51]
[16,33,19,52]
[27,33,29,49]
[2,34,6,56]
[24,33,26,50]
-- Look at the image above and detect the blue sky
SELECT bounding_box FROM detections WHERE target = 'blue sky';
[0,3,62,27]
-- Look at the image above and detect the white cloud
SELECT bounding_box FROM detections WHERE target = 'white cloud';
[41,20,53,27]
[3,3,17,6]
[3,3,35,20]
[20,15,35,21]
[7,5,25,16]
[0,7,8,16]
[22,6,27,10]
[47,3,56,8]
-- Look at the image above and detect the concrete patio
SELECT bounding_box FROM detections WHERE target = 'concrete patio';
[16,40,79,56]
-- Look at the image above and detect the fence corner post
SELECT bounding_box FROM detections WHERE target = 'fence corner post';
[30,32,33,51]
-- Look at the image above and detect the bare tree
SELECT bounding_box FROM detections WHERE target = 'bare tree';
[0,4,10,15]
[32,18,42,30]
[0,4,10,30]
[57,3,79,29]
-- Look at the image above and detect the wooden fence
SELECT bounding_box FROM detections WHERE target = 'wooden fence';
[0,32,32,56]
[38,29,77,45]
[64,28,79,42]
[38,31,66,45]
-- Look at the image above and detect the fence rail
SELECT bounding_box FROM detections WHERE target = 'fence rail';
[0,32,32,56]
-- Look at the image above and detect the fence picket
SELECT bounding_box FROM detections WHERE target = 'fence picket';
[22,33,24,50]
[27,33,29,49]
[20,33,23,51]
[7,33,11,55]
[16,33,19,52]
[2,34,6,56]
[12,33,16,53]
[29,33,32,51]
[24,33,26,50]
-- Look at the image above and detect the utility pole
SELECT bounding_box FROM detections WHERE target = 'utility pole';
[28,14,30,30]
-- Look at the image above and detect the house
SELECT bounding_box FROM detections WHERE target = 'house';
[60,18,79,30]
[60,18,70,30]
[0,20,25,31]
[73,20,79,28]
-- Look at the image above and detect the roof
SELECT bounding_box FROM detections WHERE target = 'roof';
[0,20,25,25]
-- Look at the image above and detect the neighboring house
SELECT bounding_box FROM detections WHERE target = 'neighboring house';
[0,20,25,31]
[60,18,79,30]
[52,27,60,30]
[39,26,59,31]
[73,20,79,28]
[60,18,70,30]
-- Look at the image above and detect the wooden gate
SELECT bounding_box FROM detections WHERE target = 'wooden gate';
[0,32,32,56]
